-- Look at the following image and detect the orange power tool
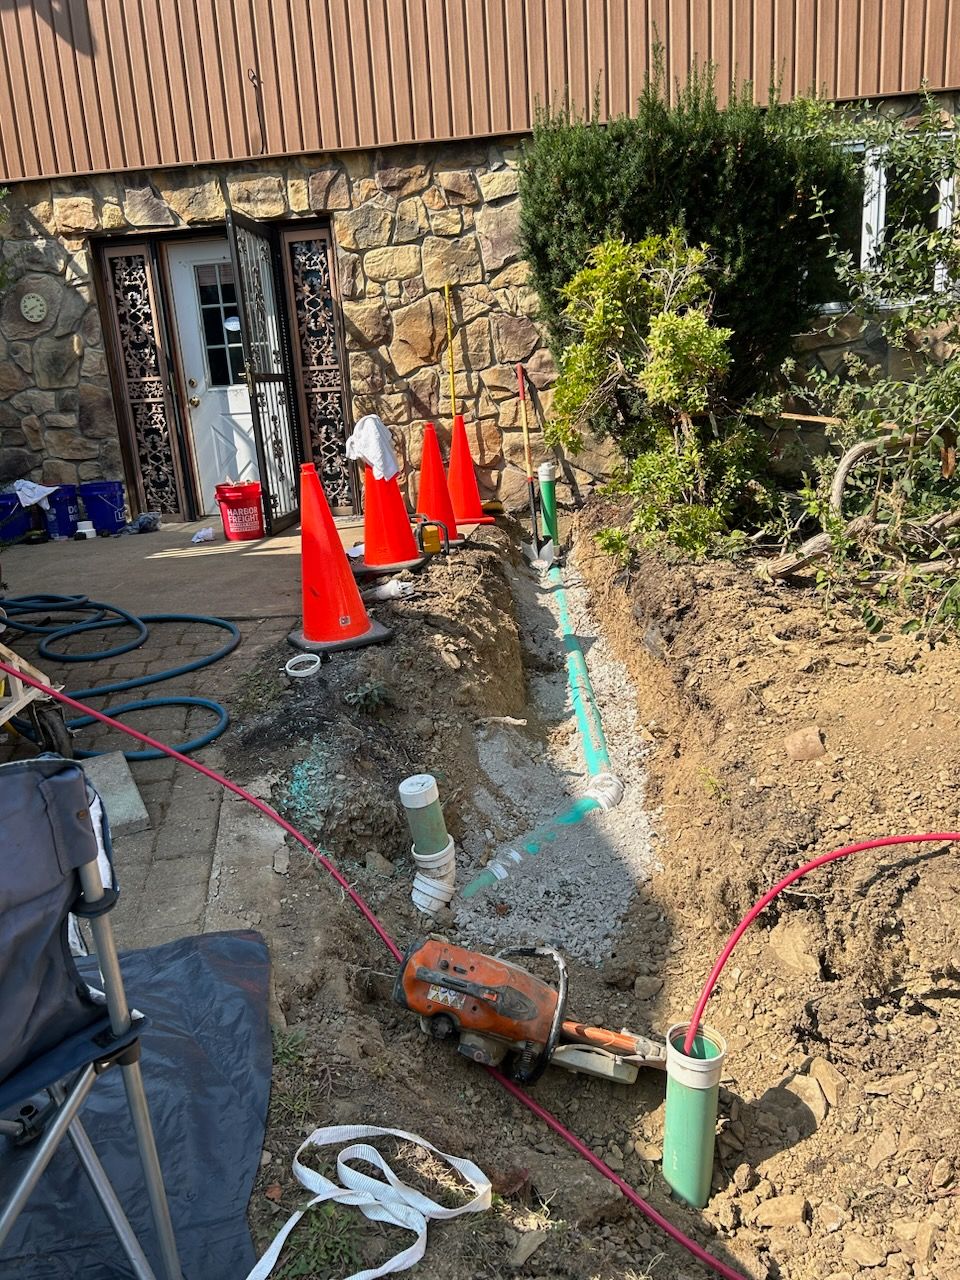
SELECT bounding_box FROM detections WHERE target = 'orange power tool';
[394,937,666,1085]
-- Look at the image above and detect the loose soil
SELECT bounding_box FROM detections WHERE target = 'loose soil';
[214,507,956,1279]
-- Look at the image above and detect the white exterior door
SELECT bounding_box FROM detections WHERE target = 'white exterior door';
[167,240,257,516]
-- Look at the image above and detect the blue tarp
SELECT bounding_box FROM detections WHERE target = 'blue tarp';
[0,930,272,1280]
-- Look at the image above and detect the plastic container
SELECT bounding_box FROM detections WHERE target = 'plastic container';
[75,520,96,540]
[45,485,79,540]
[662,1022,727,1208]
[0,493,31,543]
[215,481,265,541]
[79,480,126,533]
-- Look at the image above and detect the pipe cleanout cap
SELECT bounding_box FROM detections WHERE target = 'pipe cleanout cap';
[399,773,440,809]
[538,461,558,484]
[665,1023,727,1090]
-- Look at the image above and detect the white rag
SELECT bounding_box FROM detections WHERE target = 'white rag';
[346,414,400,482]
[12,479,59,511]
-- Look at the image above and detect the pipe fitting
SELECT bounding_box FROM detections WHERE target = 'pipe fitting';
[585,771,624,811]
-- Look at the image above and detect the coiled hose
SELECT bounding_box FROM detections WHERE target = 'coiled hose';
[0,594,239,760]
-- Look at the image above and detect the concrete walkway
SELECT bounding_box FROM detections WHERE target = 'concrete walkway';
[1,517,360,619]
[0,521,312,949]
[1,511,476,952]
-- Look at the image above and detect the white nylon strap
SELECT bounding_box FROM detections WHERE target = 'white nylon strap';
[244,1125,491,1280]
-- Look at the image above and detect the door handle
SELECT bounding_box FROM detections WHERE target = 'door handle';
[188,395,200,408]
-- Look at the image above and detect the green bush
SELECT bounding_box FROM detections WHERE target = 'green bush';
[554,228,772,556]
[550,229,731,451]
[519,69,859,403]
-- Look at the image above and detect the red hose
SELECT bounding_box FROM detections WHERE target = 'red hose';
[684,832,960,1055]
[492,1071,748,1280]
[0,660,744,1280]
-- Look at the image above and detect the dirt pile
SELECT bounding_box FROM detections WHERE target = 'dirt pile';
[234,527,689,1280]
[576,497,960,1280]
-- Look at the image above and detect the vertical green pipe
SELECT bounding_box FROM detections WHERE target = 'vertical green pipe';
[399,774,450,856]
[538,462,558,546]
[662,1023,727,1208]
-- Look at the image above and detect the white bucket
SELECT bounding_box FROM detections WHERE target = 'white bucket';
[411,835,455,883]
[412,870,455,913]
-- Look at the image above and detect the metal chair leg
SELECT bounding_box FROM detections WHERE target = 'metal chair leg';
[0,1066,97,1250]
[64,1111,159,1280]
[121,1059,182,1280]
[80,861,182,1280]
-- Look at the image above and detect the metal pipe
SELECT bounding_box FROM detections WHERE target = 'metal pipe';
[79,861,182,1280]
[117,1064,182,1280]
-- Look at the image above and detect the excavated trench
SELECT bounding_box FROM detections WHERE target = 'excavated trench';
[228,512,960,1280]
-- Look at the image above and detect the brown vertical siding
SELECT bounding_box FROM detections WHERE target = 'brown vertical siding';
[1,0,958,184]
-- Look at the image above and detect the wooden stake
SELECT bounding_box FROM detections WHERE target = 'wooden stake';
[444,281,456,413]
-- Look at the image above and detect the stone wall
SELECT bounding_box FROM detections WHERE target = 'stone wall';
[0,137,566,511]
[0,190,118,489]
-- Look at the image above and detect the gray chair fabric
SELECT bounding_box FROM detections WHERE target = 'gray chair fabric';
[0,757,105,1084]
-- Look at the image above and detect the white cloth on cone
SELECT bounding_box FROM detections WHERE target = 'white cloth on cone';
[346,414,400,482]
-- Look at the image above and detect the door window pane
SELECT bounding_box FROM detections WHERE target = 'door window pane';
[208,348,230,386]
[194,262,245,387]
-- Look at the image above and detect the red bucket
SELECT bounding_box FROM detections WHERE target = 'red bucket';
[215,481,265,541]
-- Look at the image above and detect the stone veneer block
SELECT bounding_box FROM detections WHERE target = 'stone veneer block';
[83,752,151,837]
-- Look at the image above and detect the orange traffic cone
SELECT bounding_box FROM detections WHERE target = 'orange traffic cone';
[415,422,463,547]
[447,414,495,526]
[288,463,392,652]
[352,465,428,578]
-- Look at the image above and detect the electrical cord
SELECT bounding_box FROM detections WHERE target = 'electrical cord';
[684,831,960,1055]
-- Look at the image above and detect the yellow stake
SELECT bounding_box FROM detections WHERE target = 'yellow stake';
[444,281,456,413]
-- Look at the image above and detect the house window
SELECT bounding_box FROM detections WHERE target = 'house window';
[856,144,955,292]
[194,263,245,385]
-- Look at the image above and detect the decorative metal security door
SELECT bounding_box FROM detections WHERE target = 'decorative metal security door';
[226,210,301,533]
[101,243,190,518]
[280,226,357,515]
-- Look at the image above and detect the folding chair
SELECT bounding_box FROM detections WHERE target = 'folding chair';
[0,756,182,1280]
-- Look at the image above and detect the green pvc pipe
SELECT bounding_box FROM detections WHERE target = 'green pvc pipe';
[461,564,616,898]
[550,564,611,777]
[538,462,558,546]
[461,796,601,898]
[399,774,450,856]
[662,1024,727,1209]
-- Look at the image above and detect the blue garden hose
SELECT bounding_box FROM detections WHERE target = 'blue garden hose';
[0,594,240,760]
